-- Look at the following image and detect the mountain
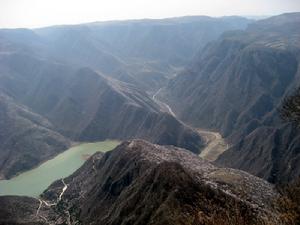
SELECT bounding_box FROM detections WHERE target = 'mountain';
[2,13,300,224]
[160,12,300,183]
[34,16,251,91]
[0,140,292,225]
[0,94,70,179]
[83,16,251,66]
[0,49,202,178]
[0,50,203,150]
[0,15,252,178]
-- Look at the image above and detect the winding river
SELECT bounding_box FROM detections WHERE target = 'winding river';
[151,88,229,161]
[0,87,228,198]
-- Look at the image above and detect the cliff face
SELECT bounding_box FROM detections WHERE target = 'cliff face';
[161,13,300,182]
[0,140,291,225]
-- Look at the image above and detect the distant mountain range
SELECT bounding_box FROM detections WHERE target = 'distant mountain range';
[1,12,300,225]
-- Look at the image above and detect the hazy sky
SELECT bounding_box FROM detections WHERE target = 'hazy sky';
[0,0,299,28]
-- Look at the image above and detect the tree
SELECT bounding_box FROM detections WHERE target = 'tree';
[280,87,300,125]
[277,87,300,224]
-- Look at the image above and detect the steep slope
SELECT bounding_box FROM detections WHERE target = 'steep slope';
[0,94,70,179]
[35,67,203,152]
[161,12,300,182]
[0,50,203,151]
[0,140,291,225]
[0,196,47,225]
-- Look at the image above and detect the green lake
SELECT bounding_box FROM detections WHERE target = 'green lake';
[0,140,120,197]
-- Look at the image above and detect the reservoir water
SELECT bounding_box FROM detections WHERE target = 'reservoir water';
[0,140,119,197]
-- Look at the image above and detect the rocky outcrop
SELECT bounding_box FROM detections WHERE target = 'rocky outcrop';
[0,140,291,224]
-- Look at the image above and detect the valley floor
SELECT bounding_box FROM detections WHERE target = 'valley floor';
[197,129,229,161]
[151,88,229,161]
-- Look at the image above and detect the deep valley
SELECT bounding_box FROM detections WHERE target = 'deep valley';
[0,11,300,225]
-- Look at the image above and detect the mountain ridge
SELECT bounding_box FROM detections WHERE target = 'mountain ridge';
[160,12,300,182]
[0,140,290,225]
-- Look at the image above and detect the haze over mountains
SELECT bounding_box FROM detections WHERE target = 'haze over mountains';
[0,15,252,179]
[0,12,300,225]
